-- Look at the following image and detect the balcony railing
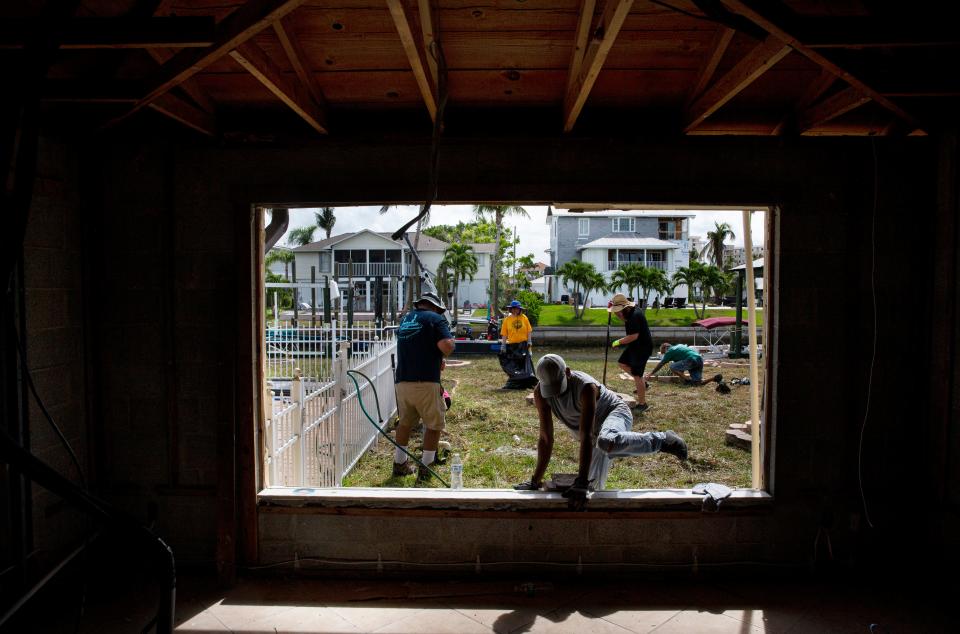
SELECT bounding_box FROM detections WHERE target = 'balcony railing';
[608,260,667,271]
[335,262,402,277]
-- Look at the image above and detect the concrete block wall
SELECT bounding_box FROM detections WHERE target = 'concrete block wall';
[21,136,91,564]
[59,133,953,576]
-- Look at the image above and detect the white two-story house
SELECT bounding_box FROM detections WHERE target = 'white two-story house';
[546,209,696,306]
[290,229,493,311]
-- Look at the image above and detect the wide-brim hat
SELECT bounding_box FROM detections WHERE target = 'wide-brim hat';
[416,291,446,311]
[505,300,523,310]
[607,293,635,313]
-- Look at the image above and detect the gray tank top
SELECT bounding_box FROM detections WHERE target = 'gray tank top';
[544,370,623,434]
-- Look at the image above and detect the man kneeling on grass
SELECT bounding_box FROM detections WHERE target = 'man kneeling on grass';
[647,342,722,386]
[513,354,688,509]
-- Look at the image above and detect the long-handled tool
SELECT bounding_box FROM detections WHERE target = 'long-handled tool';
[602,306,612,386]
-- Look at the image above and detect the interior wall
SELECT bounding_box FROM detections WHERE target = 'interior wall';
[19,135,91,569]
[60,132,957,575]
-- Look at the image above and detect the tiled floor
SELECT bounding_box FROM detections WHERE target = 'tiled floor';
[166,575,952,634]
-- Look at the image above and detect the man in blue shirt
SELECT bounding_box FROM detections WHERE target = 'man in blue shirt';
[647,342,722,386]
[393,291,456,481]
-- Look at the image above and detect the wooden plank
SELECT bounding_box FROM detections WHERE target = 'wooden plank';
[417,0,438,87]
[686,26,734,105]
[798,86,870,132]
[562,0,634,132]
[0,17,215,49]
[385,0,436,121]
[684,35,790,133]
[719,0,923,132]
[565,0,596,94]
[148,92,217,136]
[771,68,834,135]
[229,40,328,133]
[118,0,308,123]
[149,2,217,113]
[273,16,327,108]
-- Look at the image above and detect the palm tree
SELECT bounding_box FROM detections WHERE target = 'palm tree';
[265,248,294,280]
[610,262,645,302]
[583,271,608,315]
[473,204,529,314]
[440,243,478,321]
[315,207,336,239]
[638,267,670,310]
[702,264,731,306]
[672,262,706,319]
[287,226,316,247]
[556,260,599,319]
[704,221,736,270]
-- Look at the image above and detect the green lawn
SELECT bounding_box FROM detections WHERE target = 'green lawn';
[343,346,758,490]
[538,305,764,327]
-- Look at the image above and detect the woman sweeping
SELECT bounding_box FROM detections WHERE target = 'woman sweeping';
[608,293,652,413]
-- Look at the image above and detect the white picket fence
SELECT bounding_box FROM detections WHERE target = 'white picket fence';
[264,326,397,487]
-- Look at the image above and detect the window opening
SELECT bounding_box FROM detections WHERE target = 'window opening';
[259,206,770,496]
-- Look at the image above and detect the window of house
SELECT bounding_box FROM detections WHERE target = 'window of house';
[612,218,635,232]
[318,252,331,273]
[578,218,590,236]
[476,253,486,267]
[659,218,685,240]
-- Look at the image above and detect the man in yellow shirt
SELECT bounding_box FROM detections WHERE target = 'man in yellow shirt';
[498,300,537,389]
[500,300,533,349]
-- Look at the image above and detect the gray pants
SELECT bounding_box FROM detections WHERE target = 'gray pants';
[566,404,666,489]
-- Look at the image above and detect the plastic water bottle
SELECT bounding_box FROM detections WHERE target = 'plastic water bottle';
[450,453,463,490]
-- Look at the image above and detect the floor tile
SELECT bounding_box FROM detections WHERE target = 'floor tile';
[330,605,425,632]
[371,607,492,633]
[586,607,681,633]
[523,609,635,633]
[454,606,539,633]
[174,610,231,633]
[648,609,754,633]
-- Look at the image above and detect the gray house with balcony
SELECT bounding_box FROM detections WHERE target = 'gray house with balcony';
[290,229,492,311]
[546,210,695,305]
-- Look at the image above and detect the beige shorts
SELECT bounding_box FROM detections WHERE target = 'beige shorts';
[395,381,446,432]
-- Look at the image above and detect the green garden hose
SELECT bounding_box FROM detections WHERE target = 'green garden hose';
[345,370,448,487]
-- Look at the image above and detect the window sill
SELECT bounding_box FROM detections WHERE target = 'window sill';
[258,487,772,514]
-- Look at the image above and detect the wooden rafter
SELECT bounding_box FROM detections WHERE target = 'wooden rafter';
[0,17,215,49]
[719,0,922,132]
[273,16,327,109]
[684,35,790,133]
[798,86,870,133]
[687,26,735,106]
[566,0,597,95]
[563,0,634,132]
[772,68,835,135]
[417,0,438,88]
[115,0,307,124]
[147,4,215,114]
[230,41,328,134]
[386,0,437,121]
[148,93,216,136]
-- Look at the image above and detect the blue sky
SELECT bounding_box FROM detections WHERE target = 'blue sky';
[280,206,765,262]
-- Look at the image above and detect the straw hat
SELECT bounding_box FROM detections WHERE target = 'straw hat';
[607,293,635,313]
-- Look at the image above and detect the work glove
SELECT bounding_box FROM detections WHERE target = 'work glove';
[611,339,622,348]
[561,476,592,511]
[513,479,542,491]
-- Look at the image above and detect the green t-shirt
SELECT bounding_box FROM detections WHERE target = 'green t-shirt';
[662,344,700,364]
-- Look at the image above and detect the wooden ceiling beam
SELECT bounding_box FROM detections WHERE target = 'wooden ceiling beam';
[115,0,307,124]
[230,41,328,134]
[686,26,735,106]
[417,0,438,88]
[147,2,215,114]
[386,0,437,121]
[566,0,597,95]
[771,68,834,135]
[719,0,923,132]
[798,87,871,133]
[684,35,791,133]
[273,16,327,110]
[148,93,217,136]
[563,0,634,132]
[0,17,215,49]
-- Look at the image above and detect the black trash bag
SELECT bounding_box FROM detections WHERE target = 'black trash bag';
[499,342,538,390]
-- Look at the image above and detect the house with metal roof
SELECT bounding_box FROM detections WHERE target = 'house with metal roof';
[546,209,697,305]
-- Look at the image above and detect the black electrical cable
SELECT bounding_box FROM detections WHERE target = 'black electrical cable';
[9,321,87,489]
